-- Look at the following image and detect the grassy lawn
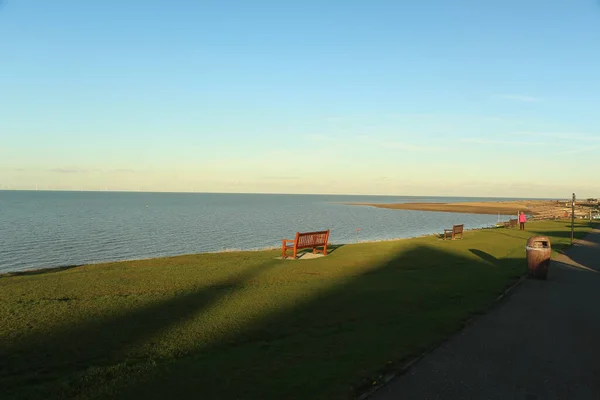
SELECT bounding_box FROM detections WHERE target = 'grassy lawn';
[0,220,594,400]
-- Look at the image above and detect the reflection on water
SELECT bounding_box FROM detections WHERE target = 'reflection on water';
[0,191,527,273]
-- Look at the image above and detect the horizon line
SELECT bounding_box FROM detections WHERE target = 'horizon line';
[0,188,566,200]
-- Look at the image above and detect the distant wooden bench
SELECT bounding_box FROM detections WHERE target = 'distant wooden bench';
[508,218,518,228]
[444,224,464,240]
[282,230,330,259]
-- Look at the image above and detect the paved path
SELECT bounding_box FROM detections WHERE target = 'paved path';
[371,228,600,400]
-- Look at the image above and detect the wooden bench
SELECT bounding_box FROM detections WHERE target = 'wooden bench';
[443,224,464,240]
[282,230,330,259]
[508,218,518,228]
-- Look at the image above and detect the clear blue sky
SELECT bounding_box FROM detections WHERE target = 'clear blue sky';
[1,0,599,197]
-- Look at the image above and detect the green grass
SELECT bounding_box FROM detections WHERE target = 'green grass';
[0,220,594,400]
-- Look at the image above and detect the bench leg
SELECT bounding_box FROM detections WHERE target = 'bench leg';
[323,243,327,256]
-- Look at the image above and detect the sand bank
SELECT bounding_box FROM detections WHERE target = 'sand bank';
[346,200,590,219]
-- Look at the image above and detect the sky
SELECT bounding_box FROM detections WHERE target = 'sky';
[1,0,600,198]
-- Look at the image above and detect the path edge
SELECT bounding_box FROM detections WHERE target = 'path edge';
[357,274,527,400]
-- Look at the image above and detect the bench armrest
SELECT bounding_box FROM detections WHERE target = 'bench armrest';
[282,239,294,243]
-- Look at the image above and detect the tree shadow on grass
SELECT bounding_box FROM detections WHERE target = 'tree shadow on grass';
[525,229,592,255]
[14,235,586,400]
[469,249,500,265]
[486,225,591,249]
[103,246,526,400]
[0,259,280,399]
[5,234,595,400]
[528,230,589,240]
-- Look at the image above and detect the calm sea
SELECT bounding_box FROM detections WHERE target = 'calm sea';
[0,191,528,273]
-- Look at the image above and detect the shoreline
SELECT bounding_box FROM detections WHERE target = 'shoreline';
[0,223,515,277]
[343,202,528,215]
[2,220,594,400]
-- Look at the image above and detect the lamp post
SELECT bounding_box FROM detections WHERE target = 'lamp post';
[571,193,575,245]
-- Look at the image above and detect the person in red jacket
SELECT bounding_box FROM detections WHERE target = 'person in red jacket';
[519,211,527,231]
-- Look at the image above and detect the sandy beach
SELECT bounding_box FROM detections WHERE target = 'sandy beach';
[346,200,595,219]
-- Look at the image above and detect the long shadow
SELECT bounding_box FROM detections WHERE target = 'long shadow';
[528,230,590,240]
[5,242,588,400]
[470,247,596,275]
[469,249,500,265]
[105,246,528,400]
[526,229,593,255]
[471,245,598,277]
[557,221,596,228]
[0,259,278,399]
[486,221,594,252]
[552,226,600,273]
[551,260,598,274]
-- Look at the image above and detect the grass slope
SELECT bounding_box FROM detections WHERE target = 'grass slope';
[0,221,593,400]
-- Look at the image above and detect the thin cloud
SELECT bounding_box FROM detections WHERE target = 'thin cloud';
[379,141,435,151]
[557,145,600,155]
[354,135,442,151]
[261,176,302,180]
[49,167,101,174]
[379,113,524,124]
[498,94,544,102]
[303,134,336,142]
[459,138,553,146]
[49,168,81,174]
[462,137,598,155]
[515,132,600,142]
[323,115,371,122]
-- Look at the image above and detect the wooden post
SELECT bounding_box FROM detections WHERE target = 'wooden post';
[571,193,575,245]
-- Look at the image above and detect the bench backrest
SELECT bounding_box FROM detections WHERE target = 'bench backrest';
[509,219,518,226]
[295,230,330,248]
[453,224,464,234]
